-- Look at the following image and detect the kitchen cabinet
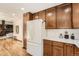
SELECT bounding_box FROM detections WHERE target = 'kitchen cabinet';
[52,46,64,56]
[51,41,64,56]
[23,12,33,49]
[33,12,39,20]
[57,4,72,28]
[39,10,46,20]
[74,45,79,56]
[45,7,56,29]
[43,39,51,56]
[43,39,78,56]
[64,43,74,56]
[43,40,64,56]
[72,3,79,28]
[23,12,33,22]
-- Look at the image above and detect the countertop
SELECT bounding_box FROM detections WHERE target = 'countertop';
[44,38,79,48]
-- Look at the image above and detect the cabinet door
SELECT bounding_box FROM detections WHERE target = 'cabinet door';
[64,43,74,56]
[43,40,51,56]
[44,44,51,56]
[51,40,64,56]
[74,46,79,56]
[46,7,56,29]
[57,4,72,28]
[33,13,39,20]
[52,46,64,56]
[72,3,79,28]
[39,10,45,20]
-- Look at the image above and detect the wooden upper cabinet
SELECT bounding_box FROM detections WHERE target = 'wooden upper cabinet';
[57,4,72,29]
[72,3,79,28]
[33,12,39,20]
[46,7,56,29]
[39,10,46,20]
[23,12,33,22]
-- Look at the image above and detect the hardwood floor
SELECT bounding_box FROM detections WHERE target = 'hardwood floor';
[0,38,30,56]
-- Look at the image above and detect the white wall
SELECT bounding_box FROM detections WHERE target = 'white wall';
[46,29,79,40]
[13,13,23,42]
[0,12,13,21]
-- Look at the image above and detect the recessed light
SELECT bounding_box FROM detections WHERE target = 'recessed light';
[21,8,25,11]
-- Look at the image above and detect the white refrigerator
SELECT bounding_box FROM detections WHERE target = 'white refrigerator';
[26,19,45,56]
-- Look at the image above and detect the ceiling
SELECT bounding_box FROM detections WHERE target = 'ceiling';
[0,3,62,14]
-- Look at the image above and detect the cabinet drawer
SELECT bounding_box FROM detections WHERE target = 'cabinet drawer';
[52,41,64,47]
[64,43,74,46]
[43,39,51,45]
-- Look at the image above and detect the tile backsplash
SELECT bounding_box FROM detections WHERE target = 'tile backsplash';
[46,29,79,40]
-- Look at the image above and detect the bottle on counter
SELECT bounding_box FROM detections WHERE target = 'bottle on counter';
[64,31,69,39]
[59,33,63,39]
[70,33,75,40]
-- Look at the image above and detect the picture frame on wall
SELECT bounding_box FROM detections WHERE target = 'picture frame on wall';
[16,25,19,34]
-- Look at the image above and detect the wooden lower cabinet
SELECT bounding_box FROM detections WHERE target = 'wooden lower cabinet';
[43,40,51,56]
[44,44,51,56]
[51,46,64,56]
[64,43,74,56]
[51,41,64,56]
[74,45,79,56]
[43,40,64,56]
[43,39,79,56]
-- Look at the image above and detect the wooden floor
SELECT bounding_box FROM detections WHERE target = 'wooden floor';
[0,38,29,56]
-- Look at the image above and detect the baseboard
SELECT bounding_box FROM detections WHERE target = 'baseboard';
[14,39,22,42]
[27,53,32,56]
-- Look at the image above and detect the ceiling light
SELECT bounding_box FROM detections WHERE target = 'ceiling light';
[21,8,25,11]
